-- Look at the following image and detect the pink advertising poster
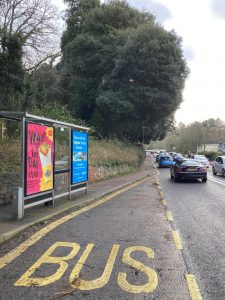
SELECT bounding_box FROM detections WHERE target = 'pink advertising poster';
[26,123,54,196]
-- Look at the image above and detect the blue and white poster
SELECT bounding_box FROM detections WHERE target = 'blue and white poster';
[71,131,88,184]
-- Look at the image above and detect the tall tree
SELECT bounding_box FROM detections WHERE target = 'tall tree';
[61,0,188,142]
[94,24,188,141]
[0,0,60,71]
[0,30,24,110]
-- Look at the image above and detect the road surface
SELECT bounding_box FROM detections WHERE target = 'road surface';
[0,175,191,300]
[158,163,225,300]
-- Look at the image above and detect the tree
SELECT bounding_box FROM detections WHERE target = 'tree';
[0,30,24,110]
[61,0,152,120]
[94,24,188,141]
[23,63,63,109]
[0,0,60,71]
[61,0,188,142]
[149,118,225,154]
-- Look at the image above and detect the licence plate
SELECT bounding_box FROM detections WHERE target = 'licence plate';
[187,168,196,172]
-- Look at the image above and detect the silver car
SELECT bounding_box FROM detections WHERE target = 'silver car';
[212,156,225,176]
[192,155,209,168]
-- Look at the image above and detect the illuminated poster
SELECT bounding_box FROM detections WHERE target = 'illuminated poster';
[72,131,88,184]
[26,123,54,196]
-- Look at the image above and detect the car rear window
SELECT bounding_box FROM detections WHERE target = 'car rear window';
[180,160,199,166]
[161,156,172,161]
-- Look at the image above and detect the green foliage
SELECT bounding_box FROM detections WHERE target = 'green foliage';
[61,0,188,142]
[62,0,101,46]
[29,103,86,126]
[0,138,21,173]
[0,30,24,110]
[89,137,144,168]
[23,64,63,109]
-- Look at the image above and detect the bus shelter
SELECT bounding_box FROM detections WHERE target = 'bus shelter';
[0,111,89,219]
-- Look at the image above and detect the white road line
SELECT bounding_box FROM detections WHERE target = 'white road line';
[208,176,225,186]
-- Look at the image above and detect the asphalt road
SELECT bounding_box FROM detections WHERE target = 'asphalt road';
[157,163,225,300]
[0,176,191,300]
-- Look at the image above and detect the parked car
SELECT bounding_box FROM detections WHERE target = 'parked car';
[192,155,209,168]
[173,153,183,162]
[170,159,207,182]
[158,155,174,168]
[212,156,225,176]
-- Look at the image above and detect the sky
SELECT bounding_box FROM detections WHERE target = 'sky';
[54,0,225,125]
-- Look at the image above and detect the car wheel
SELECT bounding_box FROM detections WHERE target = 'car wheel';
[222,169,225,177]
[174,172,180,182]
[202,177,207,183]
[212,167,217,175]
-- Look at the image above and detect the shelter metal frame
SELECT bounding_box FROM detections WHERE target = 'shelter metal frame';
[0,111,89,219]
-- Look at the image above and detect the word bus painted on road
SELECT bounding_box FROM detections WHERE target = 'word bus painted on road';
[71,131,88,184]
[15,242,158,294]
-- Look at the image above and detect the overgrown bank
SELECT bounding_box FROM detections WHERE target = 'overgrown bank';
[0,137,144,176]
[88,139,144,182]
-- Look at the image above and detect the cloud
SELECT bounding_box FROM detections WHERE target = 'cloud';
[129,0,172,23]
[210,0,225,19]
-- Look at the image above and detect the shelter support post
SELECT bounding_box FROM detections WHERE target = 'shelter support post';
[12,187,24,219]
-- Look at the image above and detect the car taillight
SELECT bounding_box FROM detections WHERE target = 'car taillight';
[177,168,185,172]
[199,167,206,172]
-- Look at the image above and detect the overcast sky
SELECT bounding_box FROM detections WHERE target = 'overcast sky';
[55,0,225,125]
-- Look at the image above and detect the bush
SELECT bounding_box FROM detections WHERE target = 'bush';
[198,151,220,160]
[0,138,21,173]
[89,138,144,169]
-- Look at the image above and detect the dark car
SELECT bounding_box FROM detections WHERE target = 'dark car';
[170,160,207,182]
[173,153,183,162]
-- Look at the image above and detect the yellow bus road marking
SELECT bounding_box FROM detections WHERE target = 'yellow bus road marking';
[0,177,149,270]
[185,274,202,300]
[118,246,158,293]
[15,242,158,294]
[162,200,167,206]
[166,211,173,221]
[172,230,182,250]
[69,244,119,290]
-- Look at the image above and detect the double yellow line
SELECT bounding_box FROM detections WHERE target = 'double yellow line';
[0,177,149,270]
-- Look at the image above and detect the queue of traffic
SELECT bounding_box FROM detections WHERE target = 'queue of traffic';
[147,150,209,183]
[146,149,225,183]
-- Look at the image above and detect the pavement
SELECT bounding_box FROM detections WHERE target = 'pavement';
[0,155,156,246]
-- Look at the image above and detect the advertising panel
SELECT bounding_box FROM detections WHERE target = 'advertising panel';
[26,123,54,196]
[72,131,88,184]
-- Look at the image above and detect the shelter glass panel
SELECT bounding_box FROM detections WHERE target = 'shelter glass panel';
[54,127,70,196]
[0,119,21,206]
[55,127,70,171]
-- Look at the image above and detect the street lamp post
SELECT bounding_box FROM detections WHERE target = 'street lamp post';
[142,127,146,144]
